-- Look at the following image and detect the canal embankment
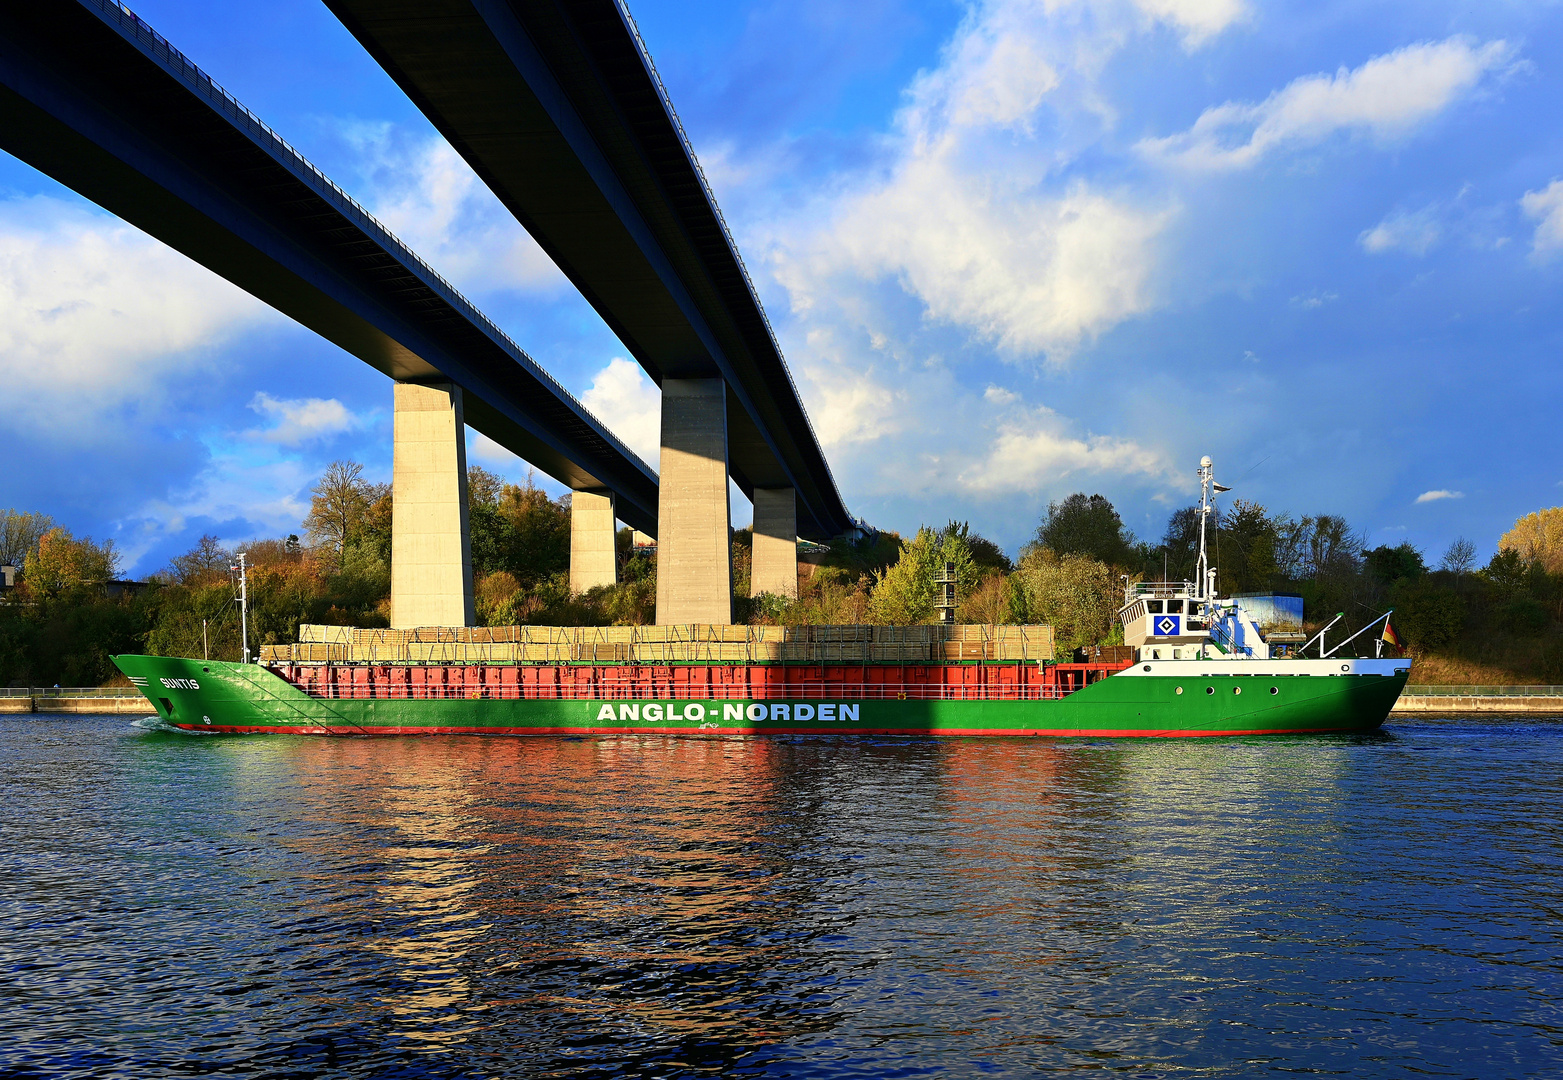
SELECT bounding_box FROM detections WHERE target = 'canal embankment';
[1393,685,1563,715]
[0,688,155,714]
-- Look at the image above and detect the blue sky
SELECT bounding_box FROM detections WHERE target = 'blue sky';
[4,0,1563,576]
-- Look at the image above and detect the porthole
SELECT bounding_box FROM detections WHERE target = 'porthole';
[1143,664,1152,672]
[1175,686,1183,695]
[1205,686,1215,695]
[1269,686,1279,696]
[1233,686,1242,696]
[1341,664,1350,672]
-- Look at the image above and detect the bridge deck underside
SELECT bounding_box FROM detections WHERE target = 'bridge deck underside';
[0,0,658,533]
[327,0,851,539]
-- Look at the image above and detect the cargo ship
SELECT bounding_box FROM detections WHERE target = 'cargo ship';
[114,458,1411,737]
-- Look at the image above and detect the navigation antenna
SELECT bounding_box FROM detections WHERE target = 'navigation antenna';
[232,551,251,664]
[1195,455,1233,602]
[1195,457,1213,602]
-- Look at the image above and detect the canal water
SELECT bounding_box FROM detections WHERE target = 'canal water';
[2,716,1560,1078]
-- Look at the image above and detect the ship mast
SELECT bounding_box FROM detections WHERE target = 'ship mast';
[1195,456,1218,603]
[233,551,250,664]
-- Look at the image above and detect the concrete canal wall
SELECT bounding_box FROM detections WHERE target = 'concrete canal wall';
[1,690,155,715]
[1392,686,1563,716]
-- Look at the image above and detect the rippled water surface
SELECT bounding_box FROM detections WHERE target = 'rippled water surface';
[3,716,1562,1078]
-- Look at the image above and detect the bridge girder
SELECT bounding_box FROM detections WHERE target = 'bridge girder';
[0,0,659,534]
[326,0,853,539]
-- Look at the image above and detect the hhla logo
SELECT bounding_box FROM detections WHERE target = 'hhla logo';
[593,702,861,723]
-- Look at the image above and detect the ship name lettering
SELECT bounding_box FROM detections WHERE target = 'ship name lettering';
[643,703,662,721]
[724,704,743,721]
[794,704,815,722]
[819,704,836,721]
[159,677,199,690]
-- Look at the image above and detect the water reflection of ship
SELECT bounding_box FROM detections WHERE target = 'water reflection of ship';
[290,737,866,1072]
[940,743,1134,970]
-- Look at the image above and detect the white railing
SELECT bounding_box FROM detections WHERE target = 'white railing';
[0,687,144,698]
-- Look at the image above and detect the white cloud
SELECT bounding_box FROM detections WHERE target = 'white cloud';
[790,341,1181,502]
[0,195,271,430]
[958,406,1175,493]
[248,392,357,445]
[1289,290,1339,309]
[340,125,567,296]
[118,452,322,571]
[745,0,1236,520]
[466,431,517,469]
[1521,179,1563,261]
[786,177,1171,357]
[1360,205,1443,255]
[799,353,904,449]
[580,357,661,469]
[1415,489,1464,503]
[1140,38,1512,170]
[770,0,1189,360]
[1132,0,1247,47]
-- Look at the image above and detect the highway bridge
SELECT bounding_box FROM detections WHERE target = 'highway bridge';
[0,0,848,624]
[326,0,852,617]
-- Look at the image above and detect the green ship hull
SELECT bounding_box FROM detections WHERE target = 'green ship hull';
[114,655,1408,738]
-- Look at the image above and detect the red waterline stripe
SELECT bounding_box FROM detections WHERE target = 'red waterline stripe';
[173,724,1360,738]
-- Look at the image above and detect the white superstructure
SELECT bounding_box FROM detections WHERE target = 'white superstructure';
[1118,456,1394,668]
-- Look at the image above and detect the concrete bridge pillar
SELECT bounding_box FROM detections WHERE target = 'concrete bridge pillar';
[655,378,732,623]
[569,489,618,592]
[390,381,475,628]
[750,487,798,599]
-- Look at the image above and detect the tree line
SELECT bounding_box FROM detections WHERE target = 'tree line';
[4,463,1563,684]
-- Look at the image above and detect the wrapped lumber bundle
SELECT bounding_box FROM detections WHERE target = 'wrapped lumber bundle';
[994,625,1053,661]
[297,624,353,645]
[812,624,872,643]
[461,625,522,643]
[291,642,349,663]
[941,641,990,661]
[348,628,412,663]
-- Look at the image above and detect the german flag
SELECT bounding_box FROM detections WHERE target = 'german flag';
[1382,618,1402,650]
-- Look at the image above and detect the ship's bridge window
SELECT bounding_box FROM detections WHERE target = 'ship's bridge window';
[1147,600,1164,614]
[1167,600,1183,614]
